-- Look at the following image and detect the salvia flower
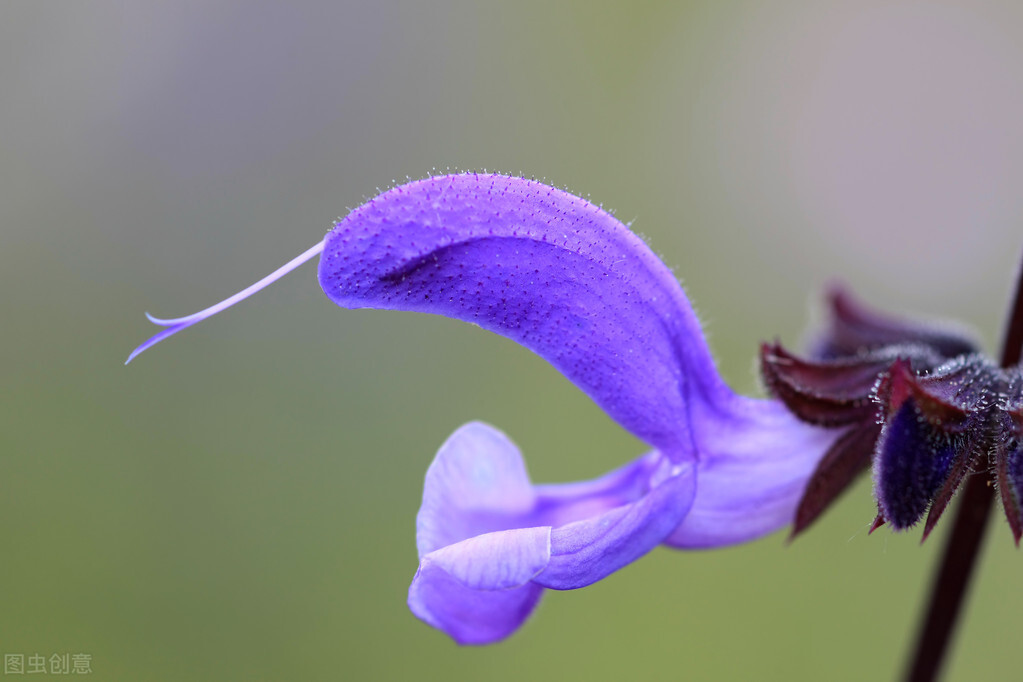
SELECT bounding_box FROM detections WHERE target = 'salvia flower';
[129,173,840,644]
[762,287,1023,543]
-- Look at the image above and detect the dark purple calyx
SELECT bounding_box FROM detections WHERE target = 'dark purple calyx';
[996,371,1023,544]
[761,342,943,427]
[874,358,996,537]
[761,287,1023,541]
[814,287,979,361]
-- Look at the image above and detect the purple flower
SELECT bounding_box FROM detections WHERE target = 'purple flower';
[128,173,839,643]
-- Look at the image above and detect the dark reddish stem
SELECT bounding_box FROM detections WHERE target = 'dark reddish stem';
[905,254,1023,682]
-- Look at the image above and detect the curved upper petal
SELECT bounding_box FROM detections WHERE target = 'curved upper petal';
[664,396,842,548]
[318,173,730,459]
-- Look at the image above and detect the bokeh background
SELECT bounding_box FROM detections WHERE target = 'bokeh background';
[5,2,1023,680]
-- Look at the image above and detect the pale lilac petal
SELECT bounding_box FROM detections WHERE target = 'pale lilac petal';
[422,527,551,590]
[409,422,695,642]
[536,461,695,589]
[532,451,662,528]
[407,463,695,643]
[318,173,730,459]
[416,422,672,557]
[408,558,544,645]
[416,422,536,555]
[664,396,843,548]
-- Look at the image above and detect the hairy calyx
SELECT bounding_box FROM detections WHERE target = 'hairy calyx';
[762,288,1023,543]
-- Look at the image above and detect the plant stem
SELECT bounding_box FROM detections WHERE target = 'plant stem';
[905,474,993,681]
[904,254,1023,682]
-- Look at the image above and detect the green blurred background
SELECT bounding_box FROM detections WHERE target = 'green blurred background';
[5,1,1023,680]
